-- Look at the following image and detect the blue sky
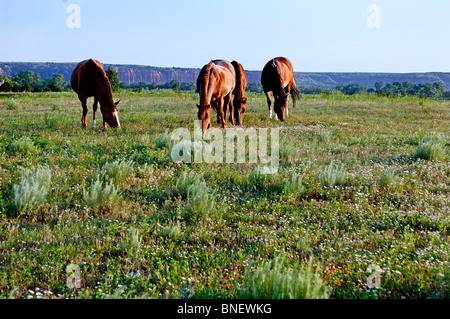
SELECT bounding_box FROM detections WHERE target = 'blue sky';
[0,0,449,72]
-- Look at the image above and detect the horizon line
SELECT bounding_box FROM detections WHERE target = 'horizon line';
[0,61,449,75]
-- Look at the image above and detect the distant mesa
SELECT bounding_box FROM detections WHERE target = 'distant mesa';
[1,62,450,90]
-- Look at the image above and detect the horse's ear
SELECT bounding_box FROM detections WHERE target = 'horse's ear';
[115,100,121,106]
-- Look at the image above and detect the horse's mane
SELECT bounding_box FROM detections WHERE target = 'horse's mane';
[203,61,213,100]
[231,60,247,99]
[89,59,115,105]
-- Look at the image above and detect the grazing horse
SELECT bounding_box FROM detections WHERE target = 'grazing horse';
[71,59,121,130]
[196,60,236,131]
[231,60,248,126]
[261,57,300,121]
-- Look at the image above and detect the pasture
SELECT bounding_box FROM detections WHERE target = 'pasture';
[0,90,448,299]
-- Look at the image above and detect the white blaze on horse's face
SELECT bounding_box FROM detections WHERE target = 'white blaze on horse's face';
[113,109,120,128]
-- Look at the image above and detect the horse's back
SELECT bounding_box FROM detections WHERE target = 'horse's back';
[71,59,106,97]
[261,57,294,91]
[210,60,236,94]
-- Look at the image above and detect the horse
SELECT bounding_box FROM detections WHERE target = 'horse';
[261,57,300,121]
[196,60,236,131]
[231,60,248,126]
[71,58,121,130]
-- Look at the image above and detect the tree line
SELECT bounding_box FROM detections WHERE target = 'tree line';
[0,71,69,92]
[299,81,448,99]
[2,67,449,99]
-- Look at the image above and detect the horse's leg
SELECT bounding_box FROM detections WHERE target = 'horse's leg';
[218,97,226,129]
[92,97,98,128]
[212,101,221,124]
[285,86,290,118]
[226,94,234,125]
[264,91,273,118]
[80,94,88,130]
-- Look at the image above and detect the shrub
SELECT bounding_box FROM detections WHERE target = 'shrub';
[279,142,296,162]
[317,130,332,142]
[249,165,275,186]
[9,136,39,155]
[318,161,346,187]
[101,159,134,182]
[175,170,203,197]
[13,166,52,213]
[284,174,306,197]
[160,220,182,239]
[44,113,70,129]
[82,176,121,213]
[136,163,154,178]
[414,132,448,161]
[183,182,217,223]
[238,255,330,299]
[377,167,400,190]
[5,99,18,110]
[140,133,152,146]
[155,130,172,149]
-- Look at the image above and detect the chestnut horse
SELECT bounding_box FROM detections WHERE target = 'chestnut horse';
[71,59,121,130]
[196,60,236,131]
[261,57,300,121]
[231,60,248,126]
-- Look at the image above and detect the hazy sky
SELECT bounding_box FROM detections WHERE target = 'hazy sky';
[1,0,449,72]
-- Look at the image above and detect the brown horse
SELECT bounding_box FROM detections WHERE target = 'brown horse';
[71,59,121,130]
[261,57,300,121]
[196,60,236,131]
[231,60,248,126]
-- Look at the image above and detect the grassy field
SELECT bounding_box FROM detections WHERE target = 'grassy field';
[0,90,448,299]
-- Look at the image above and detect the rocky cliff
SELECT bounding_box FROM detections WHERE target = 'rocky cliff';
[1,62,450,89]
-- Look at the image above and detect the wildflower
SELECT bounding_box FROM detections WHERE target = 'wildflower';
[193,269,199,273]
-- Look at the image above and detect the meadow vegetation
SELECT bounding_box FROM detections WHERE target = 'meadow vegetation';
[0,90,448,299]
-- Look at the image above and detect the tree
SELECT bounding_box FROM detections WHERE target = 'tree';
[43,74,68,92]
[374,81,384,96]
[106,66,120,92]
[12,71,42,89]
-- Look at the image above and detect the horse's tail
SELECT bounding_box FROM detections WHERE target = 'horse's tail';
[231,60,247,99]
[290,79,301,108]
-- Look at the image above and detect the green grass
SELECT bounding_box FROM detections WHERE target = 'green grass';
[0,90,449,299]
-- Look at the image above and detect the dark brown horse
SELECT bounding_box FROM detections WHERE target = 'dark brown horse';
[196,60,236,131]
[231,60,247,126]
[261,57,300,121]
[71,59,121,130]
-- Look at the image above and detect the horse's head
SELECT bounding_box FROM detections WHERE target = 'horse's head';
[197,104,211,131]
[233,97,247,126]
[102,100,121,129]
[274,93,289,122]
